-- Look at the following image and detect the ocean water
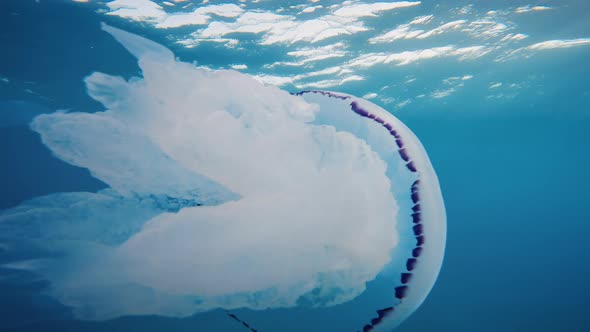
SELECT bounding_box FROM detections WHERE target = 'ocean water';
[1,0,590,331]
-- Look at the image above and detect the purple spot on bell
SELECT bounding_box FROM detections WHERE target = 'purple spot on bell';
[412,247,423,258]
[321,91,350,100]
[377,307,394,318]
[412,212,421,223]
[351,102,369,117]
[357,110,369,117]
[384,123,393,130]
[395,286,408,299]
[399,148,410,161]
[242,322,250,328]
[413,224,423,236]
[368,113,376,119]
[396,139,404,148]
[363,325,372,332]
[406,161,417,172]
[375,117,384,124]
[412,179,420,187]
[371,317,382,325]
[412,204,421,212]
[416,235,424,246]
[401,273,412,284]
[406,258,417,271]
[411,192,419,204]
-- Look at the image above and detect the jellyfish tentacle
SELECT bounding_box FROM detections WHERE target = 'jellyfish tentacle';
[226,311,259,332]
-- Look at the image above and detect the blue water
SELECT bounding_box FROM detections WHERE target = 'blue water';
[1,0,590,331]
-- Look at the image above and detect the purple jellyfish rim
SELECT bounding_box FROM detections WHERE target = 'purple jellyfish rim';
[227,90,427,332]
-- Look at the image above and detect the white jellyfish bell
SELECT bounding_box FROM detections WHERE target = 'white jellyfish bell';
[295,90,447,331]
[5,23,446,331]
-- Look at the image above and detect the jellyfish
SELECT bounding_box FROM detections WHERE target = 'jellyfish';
[218,89,446,331]
[0,24,446,331]
[289,90,446,332]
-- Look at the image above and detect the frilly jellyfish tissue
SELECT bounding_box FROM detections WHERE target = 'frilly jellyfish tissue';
[1,23,446,331]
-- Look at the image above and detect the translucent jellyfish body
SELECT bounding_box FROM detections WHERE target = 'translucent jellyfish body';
[1,24,446,331]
